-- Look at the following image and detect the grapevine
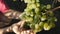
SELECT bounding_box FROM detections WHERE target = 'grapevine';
[20,0,57,33]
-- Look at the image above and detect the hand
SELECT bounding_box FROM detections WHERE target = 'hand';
[2,20,35,34]
[12,20,35,34]
[13,26,35,34]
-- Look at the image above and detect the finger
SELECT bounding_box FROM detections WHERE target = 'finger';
[12,25,19,33]
[23,31,27,34]
[0,29,4,34]
[21,31,24,34]
[26,30,30,34]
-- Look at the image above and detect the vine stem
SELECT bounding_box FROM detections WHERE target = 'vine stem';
[51,6,60,11]
[46,6,60,14]
[47,6,60,12]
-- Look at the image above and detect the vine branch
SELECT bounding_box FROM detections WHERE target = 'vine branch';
[52,6,60,11]
[47,6,60,12]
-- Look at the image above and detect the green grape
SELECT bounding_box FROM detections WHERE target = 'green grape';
[24,0,32,3]
[35,24,40,29]
[48,11,54,16]
[41,15,47,21]
[46,4,51,9]
[55,18,57,21]
[27,4,36,9]
[28,5,33,9]
[43,23,54,30]
[30,24,35,29]
[49,23,55,28]
[53,17,57,22]
[36,0,40,2]
[39,22,44,26]
[27,3,37,9]
[34,15,40,24]
[35,8,40,14]
[24,9,33,16]
[30,12,34,17]
[45,26,52,30]
[25,16,33,22]
[41,5,46,9]
[27,4,31,7]
[34,27,42,33]
[31,0,36,3]
[25,11,31,16]
[36,3,40,7]
[43,23,51,30]
[33,29,38,33]
[31,4,37,9]
[24,0,28,3]
[48,17,57,22]
[34,24,43,32]
[24,9,27,12]
[42,13,46,15]
[44,23,48,28]
[24,8,31,12]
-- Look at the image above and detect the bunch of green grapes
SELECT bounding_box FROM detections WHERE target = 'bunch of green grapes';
[20,0,57,33]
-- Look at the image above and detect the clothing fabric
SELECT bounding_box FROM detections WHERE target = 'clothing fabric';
[0,0,9,13]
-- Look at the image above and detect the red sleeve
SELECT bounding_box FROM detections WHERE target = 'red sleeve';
[0,0,9,14]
